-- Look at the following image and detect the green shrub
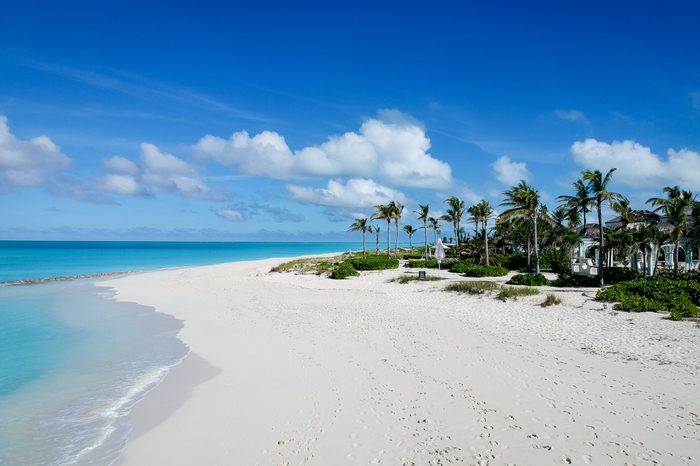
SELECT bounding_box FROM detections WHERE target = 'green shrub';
[604,267,642,284]
[541,294,562,307]
[597,277,700,319]
[507,273,548,286]
[404,258,455,269]
[444,281,500,295]
[448,259,475,273]
[401,253,424,260]
[349,256,399,270]
[330,261,359,279]
[496,253,528,271]
[549,273,600,288]
[655,269,700,281]
[496,286,539,301]
[457,264,508,277]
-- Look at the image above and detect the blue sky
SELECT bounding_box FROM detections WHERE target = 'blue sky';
[2,0,700,241]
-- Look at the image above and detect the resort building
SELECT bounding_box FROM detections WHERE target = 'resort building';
[575,210,699,275]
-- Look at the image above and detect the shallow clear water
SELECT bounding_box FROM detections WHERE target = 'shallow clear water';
[0,241,360,465]
[0,241,360,282]
[0,281,188,465]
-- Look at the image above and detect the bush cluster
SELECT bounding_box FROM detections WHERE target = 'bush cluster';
[329,261,359,279]
[447,259,475,273]
[604,267,643,284]
[404,258,454,269]
[496,253,528,271]
[460,264,509,277]
[507,273,548,286]
[597,278,700,320]
[349,256,399,270]
[549,273,600,288]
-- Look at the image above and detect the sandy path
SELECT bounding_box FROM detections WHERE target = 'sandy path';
[104,259,700,466]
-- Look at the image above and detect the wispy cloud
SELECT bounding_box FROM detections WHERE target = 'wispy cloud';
[553,109,590,125]
[23,60,273,123]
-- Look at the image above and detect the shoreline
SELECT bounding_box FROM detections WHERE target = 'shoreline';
[101,256,700,465]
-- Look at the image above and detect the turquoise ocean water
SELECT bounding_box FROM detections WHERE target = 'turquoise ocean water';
[0,241,359,465]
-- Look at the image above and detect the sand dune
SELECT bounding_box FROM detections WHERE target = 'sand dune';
[103,258,700,466]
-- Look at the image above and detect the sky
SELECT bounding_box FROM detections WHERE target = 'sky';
[2,0,700,241]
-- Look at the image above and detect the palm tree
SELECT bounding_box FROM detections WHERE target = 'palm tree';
[557,178,591,226]
[371,204,393,256]
[403,225,416,250]
[500,181,541,273]
[428,217,440,250]
[471,200,494,265]
[442,196,465,248]
[647,186,694,276]
[373,224,381,253]
[416,204,430,259]
[347,218,371,257]
[582,168,624,285]
[389,201,404,257]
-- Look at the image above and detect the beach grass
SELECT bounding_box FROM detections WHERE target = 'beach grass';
[444,281,500,295]
[390,275,445,284]
[496,286,540,301]
[271,256,341,274]
[541,293,562,307]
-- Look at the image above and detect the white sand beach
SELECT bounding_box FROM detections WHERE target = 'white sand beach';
[102,257,700,466]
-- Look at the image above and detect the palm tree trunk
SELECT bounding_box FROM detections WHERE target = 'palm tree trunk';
[375,231,379,253]
[597,198,604,286]
[362,231,366,258]
[394,220,399,258]
[674,240,680,276]
[423,221,428,259]
[483,219,489,265]
[408,234,412,250]
[386,220,391,257]
[526,226,532,272]
[583,207,587,226]
[642,249,647,278]
[533,213,540,274]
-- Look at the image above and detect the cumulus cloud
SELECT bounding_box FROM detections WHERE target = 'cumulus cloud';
[0,115,71,191]
[287,178,406,208]
[570,138,700,190]
[193,111,452,189]
[99,143,225,200]
[491,155,531,185]
[554,109,589,125]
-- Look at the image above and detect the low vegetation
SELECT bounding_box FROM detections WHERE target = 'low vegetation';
[329,261,359,279]
[271,256,340,274]
[507,273,548,286]
[496,286,540,301]
[349,256,399,271]
[549,273,600,288]
[597,278,700,320]
[390,275,444,284]
[405,258,454,269]
[541,293,562,307]
[460,264,508,277]
[444,281,500,295]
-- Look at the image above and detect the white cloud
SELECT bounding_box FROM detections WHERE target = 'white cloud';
[215,206,245,221]
[100,143,225,200]
[99,174,141,195]
[491,155,531,185]
[286,178,406,208]
[554,109,589,125]
[102,156,139,175]
[0,116,71,191]
[193,111,452,189]
[570,138,700,190]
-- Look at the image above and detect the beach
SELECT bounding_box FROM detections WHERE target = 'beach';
[103,257,700,466]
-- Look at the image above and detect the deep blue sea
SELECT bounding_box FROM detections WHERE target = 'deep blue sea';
[0,241,359,465]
